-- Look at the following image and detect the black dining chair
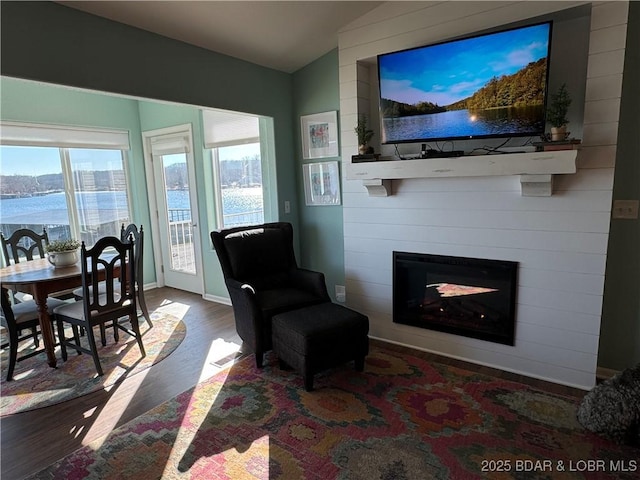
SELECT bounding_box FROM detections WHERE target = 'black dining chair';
[53,236,146,376]
[1,227,50,342]
[1,227,76,303]
[1,288,66,381]
[1,227,49,265]
[72,224,152,329]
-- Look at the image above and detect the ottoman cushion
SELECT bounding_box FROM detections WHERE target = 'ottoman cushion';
[272,302,369,390]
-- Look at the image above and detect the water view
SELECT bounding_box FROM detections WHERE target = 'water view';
[0,188,264,240]
[383,105,544,142]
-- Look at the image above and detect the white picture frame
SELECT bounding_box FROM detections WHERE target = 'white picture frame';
[302,161,341,206]
[300,111,339,159]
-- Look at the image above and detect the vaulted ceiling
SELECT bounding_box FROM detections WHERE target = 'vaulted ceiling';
[57,1,383,73]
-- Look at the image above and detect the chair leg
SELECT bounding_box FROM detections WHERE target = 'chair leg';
[99,323,107,346]
[113,318,120,343]
[71,325,82,352]
[303,370,314,392]
[56,319,68,362]
[129,313,146,357]
[255,350,264,369]
[84,325,104,376]
[31,326,40,347]
[138,290,153,328]
[6,330,18,381]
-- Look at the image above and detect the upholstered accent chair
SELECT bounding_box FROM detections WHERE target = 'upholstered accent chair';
[211,222,330,368]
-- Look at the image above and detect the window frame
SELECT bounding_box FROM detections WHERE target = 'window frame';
[0,122,133,247]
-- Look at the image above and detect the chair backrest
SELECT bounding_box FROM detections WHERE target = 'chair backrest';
[120,224,144,288]
[79,236,136,323]
[1,228,49,265]
[211,222,298,288]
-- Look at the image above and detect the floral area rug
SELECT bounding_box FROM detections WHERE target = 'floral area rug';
[28,346,638,479]
[1,312,186,416]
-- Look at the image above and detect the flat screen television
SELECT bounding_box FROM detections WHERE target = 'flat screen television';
[377,22,553,145]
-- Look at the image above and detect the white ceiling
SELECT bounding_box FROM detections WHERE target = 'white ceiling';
[57,1,383,73]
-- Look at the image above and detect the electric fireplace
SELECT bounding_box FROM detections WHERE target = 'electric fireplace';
[393,252,518,345]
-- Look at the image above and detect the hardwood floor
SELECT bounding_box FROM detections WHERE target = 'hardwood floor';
[1,287,586,479]
[1,287,244,479]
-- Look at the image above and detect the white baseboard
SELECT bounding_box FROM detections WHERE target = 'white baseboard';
[203,293,232,306]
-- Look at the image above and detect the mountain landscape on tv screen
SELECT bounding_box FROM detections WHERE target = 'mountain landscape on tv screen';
[381,58,547,118]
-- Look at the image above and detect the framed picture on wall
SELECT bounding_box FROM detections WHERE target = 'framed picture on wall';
[302,161,341,206]
[300,111,339,159]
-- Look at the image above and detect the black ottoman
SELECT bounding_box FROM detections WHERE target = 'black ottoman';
[272,302,369,391]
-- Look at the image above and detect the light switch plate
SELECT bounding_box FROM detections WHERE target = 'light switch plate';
[612,199,639,219]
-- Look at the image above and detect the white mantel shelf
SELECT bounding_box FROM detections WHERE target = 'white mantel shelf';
[346,150,578,197]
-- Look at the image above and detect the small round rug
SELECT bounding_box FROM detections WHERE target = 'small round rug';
[1,311,186,416]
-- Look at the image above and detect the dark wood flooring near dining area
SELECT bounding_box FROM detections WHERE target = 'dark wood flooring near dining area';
[1,287,242,479]
[1,287,585,479]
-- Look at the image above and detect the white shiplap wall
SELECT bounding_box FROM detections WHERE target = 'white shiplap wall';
[338,1,629,389]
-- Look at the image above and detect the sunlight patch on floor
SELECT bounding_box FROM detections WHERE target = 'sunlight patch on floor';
[200,338,242,383]
[81,362,153,449]
[155,298,191,319]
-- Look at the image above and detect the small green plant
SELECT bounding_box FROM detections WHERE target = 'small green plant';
[46,239,80,253]
[546,83,572,128]
[354,115,375,146]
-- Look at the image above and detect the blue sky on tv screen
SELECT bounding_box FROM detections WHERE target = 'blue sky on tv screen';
[379,23,551,107]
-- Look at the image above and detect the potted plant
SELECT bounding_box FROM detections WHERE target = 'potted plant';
[354,114,375,154]
[46,238,81,268]
[546,83,572,142]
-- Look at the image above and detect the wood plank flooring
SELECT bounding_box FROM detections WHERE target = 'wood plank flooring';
[1,287,585,479]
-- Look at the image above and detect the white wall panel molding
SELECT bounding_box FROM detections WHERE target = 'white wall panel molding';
[338,1,629,388]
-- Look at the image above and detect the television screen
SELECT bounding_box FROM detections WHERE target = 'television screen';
[377,22,552,144]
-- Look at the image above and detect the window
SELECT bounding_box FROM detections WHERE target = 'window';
[203,109,265,229]
[214,143,264,228]
[0,124,131,250]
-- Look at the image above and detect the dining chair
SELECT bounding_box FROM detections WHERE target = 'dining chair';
[1,287,66,381]
[53,236,146,376]
[121,224,152,327]
[1,227,49,265]
[72,224,152,329]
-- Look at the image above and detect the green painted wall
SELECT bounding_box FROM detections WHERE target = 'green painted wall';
[292,49,345,301]
[0,1,296,300]
[0,77,156,284]
[598,1,640,371]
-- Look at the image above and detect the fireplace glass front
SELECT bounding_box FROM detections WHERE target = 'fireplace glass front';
[393,251,518,345]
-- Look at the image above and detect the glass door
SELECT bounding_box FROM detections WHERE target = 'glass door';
[144,126,203,294]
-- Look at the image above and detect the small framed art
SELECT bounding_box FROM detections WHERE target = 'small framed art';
[300,111,339,159]
[302,161,341,206]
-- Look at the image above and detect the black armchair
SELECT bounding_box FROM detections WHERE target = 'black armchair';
[211,222,330,368]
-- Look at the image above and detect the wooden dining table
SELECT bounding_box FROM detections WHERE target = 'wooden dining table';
[1,258,88,368]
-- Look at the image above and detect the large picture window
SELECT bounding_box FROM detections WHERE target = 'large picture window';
[0,124,131,252]
[203,109,265,229]
[214,143,264,228]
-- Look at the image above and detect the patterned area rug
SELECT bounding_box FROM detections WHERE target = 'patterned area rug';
[1,312,186,416]
[28,346,638,479]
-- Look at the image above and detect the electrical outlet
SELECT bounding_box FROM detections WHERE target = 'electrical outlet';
[612,199,639,219]
[284,200,290,214]
[335,285,346,302]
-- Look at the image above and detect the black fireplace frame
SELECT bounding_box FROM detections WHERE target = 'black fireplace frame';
[393,251,518,346]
